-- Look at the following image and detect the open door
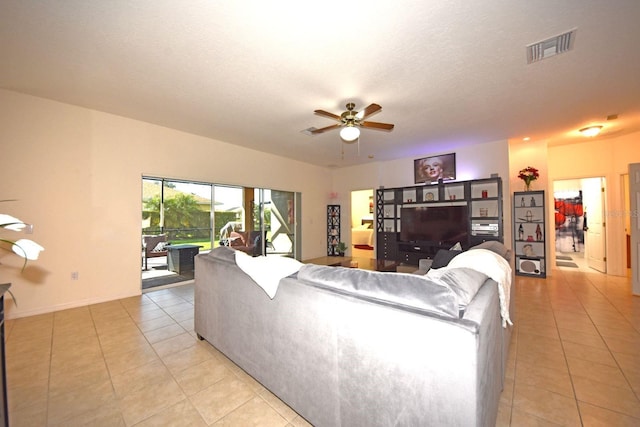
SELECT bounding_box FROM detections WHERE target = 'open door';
[630,163,640,295]
[583,177,607,273]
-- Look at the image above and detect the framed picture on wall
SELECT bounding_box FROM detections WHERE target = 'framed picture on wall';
[414,153,456,184]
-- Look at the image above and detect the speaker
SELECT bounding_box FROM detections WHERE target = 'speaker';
[518,258,542,275]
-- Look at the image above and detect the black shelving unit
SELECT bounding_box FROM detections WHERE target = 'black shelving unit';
[375,177,503,265]
[513,190,546,277]
[327,205,340,256]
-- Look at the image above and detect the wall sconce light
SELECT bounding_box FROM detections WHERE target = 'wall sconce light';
[579,125,603,137]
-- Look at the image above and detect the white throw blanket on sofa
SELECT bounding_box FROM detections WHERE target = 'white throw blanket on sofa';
[446,249,513,327]
[234,250,303,298]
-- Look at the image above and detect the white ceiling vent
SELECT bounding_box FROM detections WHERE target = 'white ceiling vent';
[527,29,576,64]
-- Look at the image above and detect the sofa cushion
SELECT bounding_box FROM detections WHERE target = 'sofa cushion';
[431,249,462,269]
[206,246,237,262]
[450,241,463,251]
[298,264,460,318]
[151,241,168,252]
[229,231,247,246]
[469,240,511,260]
[426,267,488,310]
[447,248,513,327]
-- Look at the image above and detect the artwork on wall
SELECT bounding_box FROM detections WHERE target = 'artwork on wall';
[554,192,585,253]
[414,153,456,184]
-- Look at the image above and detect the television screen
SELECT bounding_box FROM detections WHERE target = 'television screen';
[400,205,469,246]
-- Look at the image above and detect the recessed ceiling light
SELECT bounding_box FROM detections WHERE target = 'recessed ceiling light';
[579,125,603,137]
[522,137,530,141]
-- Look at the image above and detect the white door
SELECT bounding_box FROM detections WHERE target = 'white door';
[583,177,606,272]
[629,164,640,295]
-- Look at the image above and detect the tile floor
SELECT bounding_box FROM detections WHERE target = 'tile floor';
[5,267,640,426]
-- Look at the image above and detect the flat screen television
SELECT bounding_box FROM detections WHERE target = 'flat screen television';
[400,205,469,247]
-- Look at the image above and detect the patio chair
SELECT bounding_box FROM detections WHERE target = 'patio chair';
[142,234,168,270]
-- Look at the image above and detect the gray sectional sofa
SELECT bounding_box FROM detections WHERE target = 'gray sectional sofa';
[194,244,514,427]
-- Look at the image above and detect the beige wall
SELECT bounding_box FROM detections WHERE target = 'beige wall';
[333,140,513,254]
[509,133,640,276]
[509,140,551,273]
[0,89,332,318]
[548,134,640,276]
[3,87,638,318]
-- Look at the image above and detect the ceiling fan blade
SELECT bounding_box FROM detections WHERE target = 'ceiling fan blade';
[310,124,342,134]
[356,103,382,120]
[361,121,394,130]
[314,109,342,121]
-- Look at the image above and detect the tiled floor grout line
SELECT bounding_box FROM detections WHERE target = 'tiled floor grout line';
[550,271,585,426]
[584,275,640,405]
[6,275,638,426]
[565,273,640,405]
[119,289,261,426]
[557,271,640,423]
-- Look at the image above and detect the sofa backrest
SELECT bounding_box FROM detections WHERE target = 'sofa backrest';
[298,264,462,319]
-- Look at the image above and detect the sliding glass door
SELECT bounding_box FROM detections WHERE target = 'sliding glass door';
[213,185,244,246]
[142,176,300,289]
[256,189,296,257]
[142,178,212,249]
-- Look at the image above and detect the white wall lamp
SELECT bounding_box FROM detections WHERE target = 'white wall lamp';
[579,125,603,137]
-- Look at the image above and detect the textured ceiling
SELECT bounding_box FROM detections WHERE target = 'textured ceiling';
[2,0,640,167]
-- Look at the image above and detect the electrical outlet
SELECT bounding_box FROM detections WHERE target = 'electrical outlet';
[71,272,79,280]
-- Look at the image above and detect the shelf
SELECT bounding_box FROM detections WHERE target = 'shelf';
[513,190,546,278]
[327,205,341,256]
[471,197,500,202]
[376,177,503,264]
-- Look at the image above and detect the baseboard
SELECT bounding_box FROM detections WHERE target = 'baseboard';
[5,290,142,320]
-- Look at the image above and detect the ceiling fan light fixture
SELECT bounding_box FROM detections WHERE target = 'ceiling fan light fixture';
[579,125,603,137]
[340,125,360,142]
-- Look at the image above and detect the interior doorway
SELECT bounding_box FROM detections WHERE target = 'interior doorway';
[350,189,375,259]
[553,177,606,273]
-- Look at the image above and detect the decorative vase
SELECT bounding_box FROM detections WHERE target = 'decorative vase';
[524,181,532,192]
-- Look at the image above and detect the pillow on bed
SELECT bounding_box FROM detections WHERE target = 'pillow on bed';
[431,249,462,269]
[426,267,488,310]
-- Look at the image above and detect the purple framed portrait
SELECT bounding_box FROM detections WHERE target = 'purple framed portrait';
[414,153,456,184]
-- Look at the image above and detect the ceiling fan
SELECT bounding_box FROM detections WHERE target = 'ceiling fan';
[310,102,395,142]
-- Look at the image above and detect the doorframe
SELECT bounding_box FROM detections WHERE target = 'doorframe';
[628,164,640,295]
[552,176,607,273]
